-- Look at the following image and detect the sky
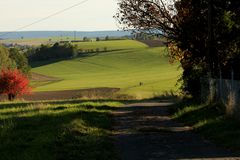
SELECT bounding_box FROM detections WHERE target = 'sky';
[0,0,119,31]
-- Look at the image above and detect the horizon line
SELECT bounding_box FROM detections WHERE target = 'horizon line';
[0,29,129,33]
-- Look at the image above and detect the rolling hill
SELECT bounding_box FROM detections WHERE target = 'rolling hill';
[32,40,181,99]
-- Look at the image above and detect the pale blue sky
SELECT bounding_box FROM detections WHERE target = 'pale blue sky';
[0,0,119,31]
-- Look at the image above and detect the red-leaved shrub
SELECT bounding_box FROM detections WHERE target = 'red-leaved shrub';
[0,69,32,101]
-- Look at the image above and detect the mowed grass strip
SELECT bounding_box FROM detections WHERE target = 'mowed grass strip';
[32,40,181,98]
[0,100,123,160]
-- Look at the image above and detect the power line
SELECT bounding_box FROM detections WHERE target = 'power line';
[0,0,90,38]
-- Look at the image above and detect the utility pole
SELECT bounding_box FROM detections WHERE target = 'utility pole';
[207,0,214,103]
[207,0,213,77]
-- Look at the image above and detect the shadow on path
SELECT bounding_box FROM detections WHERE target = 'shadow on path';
[113,102,240,160]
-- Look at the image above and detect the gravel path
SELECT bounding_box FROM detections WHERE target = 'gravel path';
[113,102,240,160]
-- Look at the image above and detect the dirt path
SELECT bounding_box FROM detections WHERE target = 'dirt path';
[113,102,240,160]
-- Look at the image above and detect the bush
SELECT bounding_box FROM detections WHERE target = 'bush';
[0,69,32,101]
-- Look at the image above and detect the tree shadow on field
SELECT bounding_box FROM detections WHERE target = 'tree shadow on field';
[30,58,66,68]
[0,92,181,160]
[29,48,129,68]
[0,105,117,160]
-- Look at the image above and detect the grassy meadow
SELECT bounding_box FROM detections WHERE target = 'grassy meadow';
[0,39,181,159]
[0,100,123,160]
[73,39,145,50]
[32,40,181,99]
[0,39,182,158]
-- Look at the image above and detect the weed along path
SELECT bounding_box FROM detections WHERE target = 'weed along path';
[112,102,240,160]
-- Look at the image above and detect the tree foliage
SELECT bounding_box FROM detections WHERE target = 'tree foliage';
[116,0,240,97]
[0,45,31,75]
[0,69,32,101]
[0,45,16,70]
[9,48,31,74]
[28,42,78,62]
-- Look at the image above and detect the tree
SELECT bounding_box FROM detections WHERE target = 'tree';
[96,37,100,41]
[0,69,32,101]
[0,45,16,70]
[116,0,240,97]
[83,37,89,42]
[9,48,31,74]
[28,43,78,61]
[105,36,109,41]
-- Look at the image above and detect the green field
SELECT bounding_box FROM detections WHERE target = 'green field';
[73,39,144,50]
[32,40,181,99]
[0,100,122,160]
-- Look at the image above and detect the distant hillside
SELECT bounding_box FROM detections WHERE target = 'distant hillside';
[31,40,181,98]
[0,31,132,40]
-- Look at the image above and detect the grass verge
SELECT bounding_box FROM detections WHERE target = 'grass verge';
[0,100,123,160]
[171,100,240,151]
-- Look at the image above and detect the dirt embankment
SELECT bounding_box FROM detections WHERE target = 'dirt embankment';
[0,88,121,101]
[30,72,61,82]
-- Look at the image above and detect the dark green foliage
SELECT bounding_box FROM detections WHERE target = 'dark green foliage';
[83,37,91,42]
[9,48,31,74]
[105,36,109,41]
[180,68,204,98]
[28,43,78,62]
[96,37,100,41]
